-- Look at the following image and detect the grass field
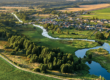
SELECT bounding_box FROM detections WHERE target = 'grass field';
[21,25,100,54]
[48,29,97,39]
[81,7,110,19]
[0,57,59,80]
[58,4,110,12]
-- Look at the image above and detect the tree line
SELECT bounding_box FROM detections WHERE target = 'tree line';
[7,35,90,73]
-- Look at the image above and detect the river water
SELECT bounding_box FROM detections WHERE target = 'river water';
[13,13,110,80]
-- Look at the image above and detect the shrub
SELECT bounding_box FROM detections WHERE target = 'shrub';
[14,46,19,51]
[33,67,40,72]
[10,51,16,55]
[3,45,9,49]
[27,54,32,58]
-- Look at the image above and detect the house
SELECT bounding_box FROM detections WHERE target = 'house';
[104,21,108,24]
[90,20,94,22]
[97,20,101,23]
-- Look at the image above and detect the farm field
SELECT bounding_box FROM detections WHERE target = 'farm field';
[0,57,59,80]
[81,7,110,19]
[58,4,110,12]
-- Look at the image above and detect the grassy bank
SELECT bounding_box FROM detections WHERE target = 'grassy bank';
[86,48,110,73]
[48,29,99,40]
[0,57,59,80]
[21,25,100,53]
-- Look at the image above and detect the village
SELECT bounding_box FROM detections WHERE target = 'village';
[33,11,110,32]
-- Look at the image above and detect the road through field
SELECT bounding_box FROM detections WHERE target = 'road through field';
[0,54,67,80]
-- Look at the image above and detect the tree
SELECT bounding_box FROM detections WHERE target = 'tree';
[60,64,67,73]
[99,33,105,40]
[88,53,92,59]
[78,58,81,64]
[57,28,61,34]
[48,63,53,70]
[40,64,47,73]
[62,56,67,63]
[26,49,31,56]
[95,33,105,40]
[43,58,47,64]
[57,59,62,67]
[40,47,50,58]
[67,54,73,61]
[60,63,72,73]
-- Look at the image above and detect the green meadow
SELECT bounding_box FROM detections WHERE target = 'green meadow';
[0,57,59,80]
[81,7,110,19]
[48,29,97,40]
[21,25,100,54]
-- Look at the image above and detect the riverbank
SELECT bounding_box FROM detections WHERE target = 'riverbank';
[86,48,110,73]
[11,13,106,80]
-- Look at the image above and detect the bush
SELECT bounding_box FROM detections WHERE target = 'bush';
[10,51,16,55]
[14,47,19,51]
[9,45,13,48]
[27,54,32,58]
[3,45,9,49]
[33,67,40,72]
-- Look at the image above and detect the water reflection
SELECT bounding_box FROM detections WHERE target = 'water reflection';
[86,61,110,80]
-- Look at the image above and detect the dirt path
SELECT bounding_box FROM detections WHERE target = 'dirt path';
[0,55,67,80]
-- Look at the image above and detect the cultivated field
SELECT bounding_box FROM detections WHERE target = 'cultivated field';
[58,4,110,12]
[81,7,110,19]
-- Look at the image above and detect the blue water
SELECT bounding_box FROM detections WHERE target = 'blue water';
[86,61,110,80]
[75,43,110,80]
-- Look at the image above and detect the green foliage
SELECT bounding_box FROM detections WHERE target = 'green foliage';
[57,28,61,34]
[27,54,32,58]
[29,54,38,63]
[39,64,47,72]
[95,33,105,40]
[14,46,19,51]
[60,63,73,73]
[10,51,16,55]
[33,67,40,72]
[26,49,31,56]
[48,63,53,70]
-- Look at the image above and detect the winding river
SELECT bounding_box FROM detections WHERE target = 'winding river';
[13,13,110,80]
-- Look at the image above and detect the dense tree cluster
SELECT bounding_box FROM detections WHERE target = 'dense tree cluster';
[0,24,17,39]
[8,35,87,73]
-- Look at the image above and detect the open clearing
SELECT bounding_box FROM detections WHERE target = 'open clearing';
[58,4,110,12]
